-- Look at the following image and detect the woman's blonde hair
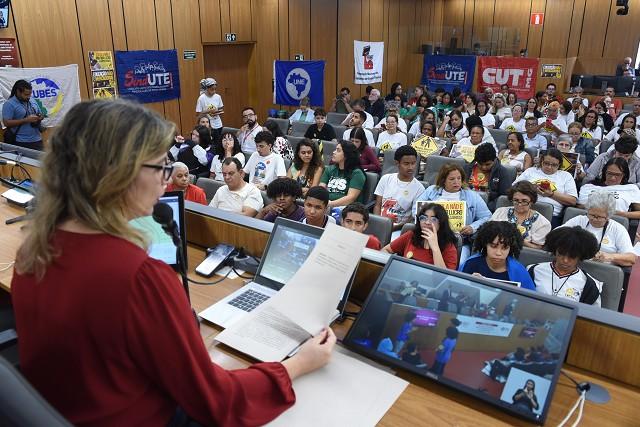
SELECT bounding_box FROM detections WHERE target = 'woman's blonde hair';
[16,99,175,278]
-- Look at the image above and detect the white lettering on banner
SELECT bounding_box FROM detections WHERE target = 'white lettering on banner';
[482,68,526,86]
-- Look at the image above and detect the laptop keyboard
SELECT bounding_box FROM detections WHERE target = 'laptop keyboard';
[227,289,271,312]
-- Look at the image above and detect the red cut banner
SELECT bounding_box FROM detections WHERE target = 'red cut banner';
[477,57,539,99]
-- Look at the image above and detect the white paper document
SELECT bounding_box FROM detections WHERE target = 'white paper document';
[2,188,34,205]
[215,223,368,361]
[266,346,409,427]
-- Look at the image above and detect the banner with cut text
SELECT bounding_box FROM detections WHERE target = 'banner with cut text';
[477,57,539,99]
[115,49,180,103]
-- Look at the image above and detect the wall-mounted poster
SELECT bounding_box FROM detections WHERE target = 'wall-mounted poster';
[0,1,10,30]
[115,49,181,103]
[88,51,117,99]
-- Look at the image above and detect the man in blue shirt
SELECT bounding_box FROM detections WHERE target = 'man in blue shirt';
[2,79,44,150]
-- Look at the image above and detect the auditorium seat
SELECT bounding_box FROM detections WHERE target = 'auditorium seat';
[423,155,466,188]
[290,121,311,137]
[361,172,380,208]
[562,206,629,230]
[331,124,347,140]
[266,118,289,136]
[195,177,224,204]
[524,147,538,160]
[326,112,347,125]
[488,128,509,146]
[322,140,338,165]
[365,214,393,246]
[381,149,421,175]
[221,126,239,136]
[285,135,304,154]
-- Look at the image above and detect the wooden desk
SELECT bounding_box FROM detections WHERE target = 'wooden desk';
[185,247,640,427]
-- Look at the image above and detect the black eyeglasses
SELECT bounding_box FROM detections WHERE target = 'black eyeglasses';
[142,162,174,180]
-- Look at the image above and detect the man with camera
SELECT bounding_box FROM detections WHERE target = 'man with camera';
[329,87,353,114]
[2,79,45,150]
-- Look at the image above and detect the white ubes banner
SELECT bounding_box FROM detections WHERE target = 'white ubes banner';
[354,40,384,84]
[0,64,82,127]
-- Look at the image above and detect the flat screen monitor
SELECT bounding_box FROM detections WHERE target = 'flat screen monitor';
[343,255,577,425]
[129,191,187,272]
[0,1,9,29]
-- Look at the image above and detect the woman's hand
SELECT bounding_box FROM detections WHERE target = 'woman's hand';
[282,328,336,380]
[460,225,474,235]
[593,251,612,263]
[422,228,439,248]
[537,184,554,198]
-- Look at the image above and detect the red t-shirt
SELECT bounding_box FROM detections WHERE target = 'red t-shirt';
[366,234,382,250]
[166,183,207,205]
[11,231,294,426]
[389,231,458,269]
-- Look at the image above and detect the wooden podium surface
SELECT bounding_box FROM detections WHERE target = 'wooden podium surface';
[1,199,639,426]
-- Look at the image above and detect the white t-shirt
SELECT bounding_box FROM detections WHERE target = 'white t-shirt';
[243,152,287,186]
[209,183,264,214]
[500,150,528,171]
[604,127,640,144]
[581,126,603,141]
[578,183,640,212]
[289,109,315,124]
[562,215,634,254]
[408,120,421,137]
[374,117,407,132]
[344,111,375,129]
[237,124,263,153]
[374,173,425,224]
[527,262,602,306]
[514,167,578,216]
[499,118,526,133]
[196,93,224,129]
[614,112,640,128]
[343,128,376,148]
[444,125,469,140]
[479,113,496,128]
[537,117,568,141]
[494,107,512,122]
[209,152,246,181]
[376,131,408,152]
[559,111,575,126]
[439,189,461,201]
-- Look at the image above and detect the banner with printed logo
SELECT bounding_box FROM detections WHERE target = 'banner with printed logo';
[354,40,384,84]
[421,54,476,93]
[0,64,81,127]
[274,60,325,106]
[115,49,180,103]
[477,57,539,99]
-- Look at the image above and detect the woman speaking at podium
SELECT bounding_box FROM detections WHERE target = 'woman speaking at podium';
[11,99,335,426]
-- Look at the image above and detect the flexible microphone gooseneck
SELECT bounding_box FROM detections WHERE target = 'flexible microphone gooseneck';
[152,202,190,301]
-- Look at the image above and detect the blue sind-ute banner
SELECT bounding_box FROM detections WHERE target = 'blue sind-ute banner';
[115,50,180,103]
[274,60,325,106]
[421,55,476,93]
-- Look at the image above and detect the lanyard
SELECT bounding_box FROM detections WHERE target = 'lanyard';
[597,221,609,251]
[550,263,579,296]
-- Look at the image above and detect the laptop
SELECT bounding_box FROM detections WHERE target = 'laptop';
[199,217,356,329]
[343,255,577,425]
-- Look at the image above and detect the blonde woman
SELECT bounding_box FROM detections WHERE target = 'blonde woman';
[11,99,335,426]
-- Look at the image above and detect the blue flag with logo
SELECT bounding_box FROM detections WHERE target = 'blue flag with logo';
[421,55,476,93]
[115,49,181,103]
[274,60,325,106]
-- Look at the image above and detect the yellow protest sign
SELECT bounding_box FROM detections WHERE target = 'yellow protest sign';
[378,142,393,153]
[417,200,467,232]
[411,135,443,158]
[560,151,578,175]
[453,144,478,163]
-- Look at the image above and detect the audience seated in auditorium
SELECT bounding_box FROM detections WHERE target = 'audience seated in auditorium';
[288,96,315,125]
[434,92,455,117]
[558,101,575,126]
[524,97,543,119]
[514,148,578,228]
[263,120,294,162]
[341,202,381,250]
[474,99,496,129]
[614,98,640,128]
[537,101,568,143]
[376,114,407,154]
[527,227,602,306]
[165,162,206,205]
[304,108,337,143]
[366,88,386,121]
[350,127,380,173]
[302,186,335,227]
[237,106,263,153]
[578,109,603,142]
[459,221,535,289]
[385,82,407,104]
[593,101,615,132]
[341,98,374,128]
[243,131,287,191]
[342,110,376,147]
[169,126,212,177]
[616,56,637,76]
[375,104,408,132]
[288,138,324,196]
[320,140,366,208]
[408,109,437,135]
[437,110,468,142]
[604,113,640,144]
[535,91,549,113]
[255,178,305,223]
[584,135,640,188]
[546,83,562,103]
[463,93,477,116]
[498,131,533,174]
[555,135,586,181]
[329,86,353,114]
[464,142,511,211]
[491,181,551,249]
[383,202,458,269]
[564,191,636,267]
[209,157,263,216]
[597,87,622,118]
[404,93,431,124]
[566,86,589,108]
[374,146,423,231]
[565,123,596,167]
[209,132,246,181]
[499,104,526,133]
[491,93,512,122]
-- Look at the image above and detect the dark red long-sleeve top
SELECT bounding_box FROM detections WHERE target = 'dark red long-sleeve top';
[11,230,295,426]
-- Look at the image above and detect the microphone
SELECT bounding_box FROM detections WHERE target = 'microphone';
[0,159,16,166]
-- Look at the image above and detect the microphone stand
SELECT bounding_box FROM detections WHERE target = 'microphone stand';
[161,222,191,302]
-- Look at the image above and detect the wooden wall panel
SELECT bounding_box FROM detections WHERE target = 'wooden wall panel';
[397,0,420,91]
[493,0,531,56]
[200,0,223,43]
[539,0,574,57]
[108,0,128,50]
[336,0,361,98]
[288,0,311,61]
[471,0,494,50]
[219,0,231,36]
[155,0,181,128]
[566,0,586,58]
[310,0,338,111]
[442,0,465,52]
[277,0,289,59]
[229,0,253,42]
[75,0,113,98]
[578,0,611,57]
[603,0,640,58]
[384,0,400,94]
[252,0,279,118]
[526,0,545,59]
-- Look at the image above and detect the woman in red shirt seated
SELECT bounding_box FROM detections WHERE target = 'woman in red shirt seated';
[165,161,207,205]
[11,99,335,426]
[382,202,459,269]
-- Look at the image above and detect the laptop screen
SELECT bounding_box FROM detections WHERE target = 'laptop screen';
[343,256,577,425]
[129,191,187,270]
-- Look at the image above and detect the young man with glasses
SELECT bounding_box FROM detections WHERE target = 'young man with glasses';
[584,135,640,188]
[237,107,263,153]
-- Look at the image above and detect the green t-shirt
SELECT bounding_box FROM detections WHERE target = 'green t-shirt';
[320,165,366,203]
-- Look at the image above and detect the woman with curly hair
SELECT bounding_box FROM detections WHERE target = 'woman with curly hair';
[458,221,535,289]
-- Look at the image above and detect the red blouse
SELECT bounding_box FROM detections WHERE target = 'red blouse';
[166,183,207,205]
[389,231,458,269]
[11,231,295,426]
